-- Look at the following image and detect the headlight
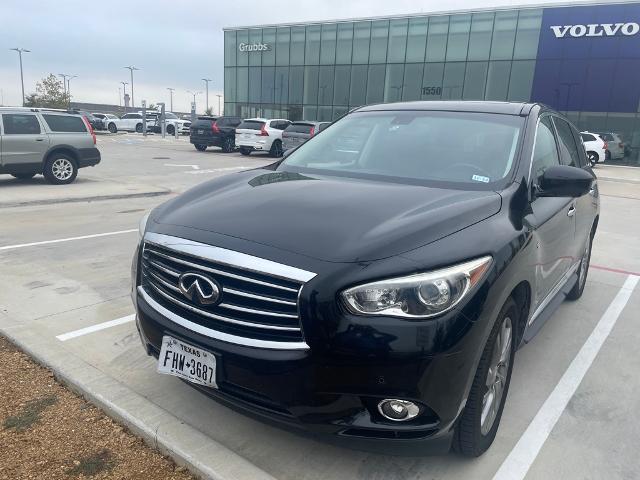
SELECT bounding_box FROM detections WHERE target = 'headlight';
[138,212,150,240]
[341,256,492,318]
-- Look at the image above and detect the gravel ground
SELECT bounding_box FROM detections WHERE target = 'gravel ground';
[0,336,196,480]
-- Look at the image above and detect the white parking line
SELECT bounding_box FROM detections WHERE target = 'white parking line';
[56,314,135,342]
[493,274,639,480]
[0,229,137,251]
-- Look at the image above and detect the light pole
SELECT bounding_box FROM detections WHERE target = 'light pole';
[10,48,30,106]
[120,81,129,111]
[216,94,222,116]
[58,74,69,97]
[167,87,174,112]
[202,78,212,113]
[124,66,139,108]
[66,75,78,108]
[187,90,201,111]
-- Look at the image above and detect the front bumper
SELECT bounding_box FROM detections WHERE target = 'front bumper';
[133,282,484,453]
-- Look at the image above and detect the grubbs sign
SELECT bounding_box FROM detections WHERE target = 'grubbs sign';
[238,42,272,52]
[550,22,640,38]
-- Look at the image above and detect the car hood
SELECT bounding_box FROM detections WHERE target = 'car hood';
[153,169,502,263]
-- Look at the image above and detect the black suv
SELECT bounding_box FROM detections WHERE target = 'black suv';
[190,116,242,153]
[133,102,598,456]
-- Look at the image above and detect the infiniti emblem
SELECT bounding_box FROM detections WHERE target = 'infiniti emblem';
[178,272,221,306]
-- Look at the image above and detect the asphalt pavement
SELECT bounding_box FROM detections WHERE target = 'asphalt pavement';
[1,133,638,480]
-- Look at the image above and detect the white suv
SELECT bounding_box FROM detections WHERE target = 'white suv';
[236,118,291,157]
[580,131,607,167]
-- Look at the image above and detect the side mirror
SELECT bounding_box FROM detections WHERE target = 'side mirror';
[537,165,594,197]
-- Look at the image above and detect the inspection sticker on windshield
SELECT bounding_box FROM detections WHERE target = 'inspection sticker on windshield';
[472,174,490,183]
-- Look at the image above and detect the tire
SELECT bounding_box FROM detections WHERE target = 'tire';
[11,173,36,180]
[605,150,611,162]
[43,154,78,185]
[167,125,175,136]
[453,297,517,457]
[135,123,143,133]
[194,144,207,152]
[586,151,598,167]
[269,140,283,158]
[222,136,234,153]
[108,123,117,134]
[240,147,252,156]
[567,232,593,301]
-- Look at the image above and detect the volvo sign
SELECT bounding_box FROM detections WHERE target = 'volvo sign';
[238,42,272,52]
[550,22,640,38]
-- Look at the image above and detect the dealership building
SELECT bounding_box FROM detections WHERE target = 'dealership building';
[224,1,640,152]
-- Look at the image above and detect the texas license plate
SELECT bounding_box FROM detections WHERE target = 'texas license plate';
[197,129,204,134]
[157,335,217,388]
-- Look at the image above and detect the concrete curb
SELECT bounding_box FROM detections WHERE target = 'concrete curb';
[0,189,171,208]
[0,315,276,480]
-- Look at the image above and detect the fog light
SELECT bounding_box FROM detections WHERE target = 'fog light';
[377,399,420,422]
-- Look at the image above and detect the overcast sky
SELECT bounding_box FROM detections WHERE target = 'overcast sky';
[0,0,608,113]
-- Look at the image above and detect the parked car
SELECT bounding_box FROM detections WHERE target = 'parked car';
[595,132,625,160]
[133,101,598,456]
[69,109,101,131]
[0,107,100,184]
[281,121,330,151]
[147,112,191,135]
[235,118,291,157]
[580,131,607,166]
[106,112,144,134]
[91,113,116,131]
[189,116,242,152]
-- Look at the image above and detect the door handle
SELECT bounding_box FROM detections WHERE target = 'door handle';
[567,205,576,217]
[35,138,44,142]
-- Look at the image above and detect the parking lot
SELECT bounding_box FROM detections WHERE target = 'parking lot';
[1,134,639,480]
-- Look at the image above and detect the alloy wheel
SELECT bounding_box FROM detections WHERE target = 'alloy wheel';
[51,158,74,181]
[481,316,512,435]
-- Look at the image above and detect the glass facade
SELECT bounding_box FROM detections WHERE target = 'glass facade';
[225,3,640,163]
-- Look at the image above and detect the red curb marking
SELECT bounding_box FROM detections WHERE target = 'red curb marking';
[592,264,640,277]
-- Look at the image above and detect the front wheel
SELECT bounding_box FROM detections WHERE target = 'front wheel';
[108,123,117,134]
[167,125,175,136]
[135,123,143,133]
[269,140,283,158]
[567,234,592,300]
[43,155,78,185]
[194,144,207,152]
[453,297,517,457]
[221,136,234,153]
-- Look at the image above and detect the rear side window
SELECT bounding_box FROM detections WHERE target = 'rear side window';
[553,118,581,167]
[2,114,41,134]
[581,133,596,142]
[238,120,265,130]
[598,133,613,141]
[532,117,560,181]
[42,114,87,133]
[285,123,314,134]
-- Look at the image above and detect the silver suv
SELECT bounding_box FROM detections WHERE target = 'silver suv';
[0,107,101,184]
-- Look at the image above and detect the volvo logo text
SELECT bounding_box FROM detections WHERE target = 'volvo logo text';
[178,273,221,306]
[551,23,640,38]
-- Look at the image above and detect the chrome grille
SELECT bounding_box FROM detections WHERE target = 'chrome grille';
[140,233,315,346]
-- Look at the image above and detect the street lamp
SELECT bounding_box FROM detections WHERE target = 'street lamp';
[167,87,174,112]
[124,66,139,108]
[10,48,30,106]
[120,81,129,111]
[58,74,70,97]
[186,90,202,111]
[202,78,212,113]
[66,75,78,108]
[216,94,223,116]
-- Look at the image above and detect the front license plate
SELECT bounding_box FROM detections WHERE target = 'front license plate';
[157,335,217,388]
[197,129,204,134]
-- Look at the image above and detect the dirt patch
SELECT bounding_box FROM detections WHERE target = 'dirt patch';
[0,336,195,479]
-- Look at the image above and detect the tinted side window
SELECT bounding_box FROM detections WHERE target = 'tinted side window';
[532,116,560,182]
[2,114,41,134]
[553,118,581,167]
[581,133,596,142]
[285,123,314,134]
[42,114,87,133]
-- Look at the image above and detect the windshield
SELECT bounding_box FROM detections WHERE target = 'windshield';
[280,110,523,187]
[164,112,178,119]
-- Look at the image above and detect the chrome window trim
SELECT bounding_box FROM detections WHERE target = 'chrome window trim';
[144,232,316,284]
[138,287,309,350]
